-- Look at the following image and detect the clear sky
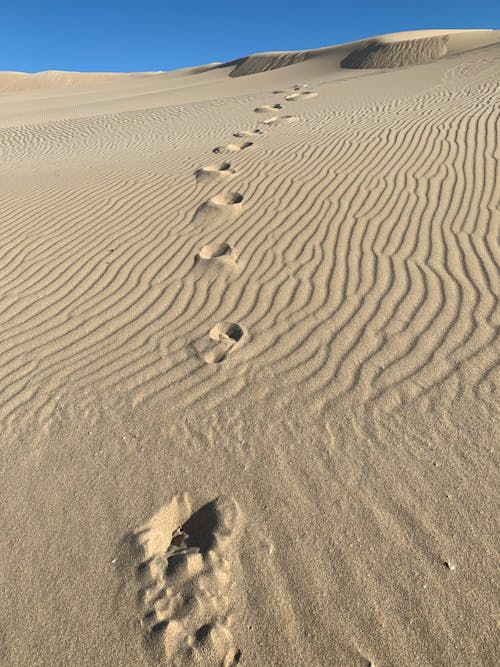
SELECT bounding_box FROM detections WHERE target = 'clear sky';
[1,0,498,72]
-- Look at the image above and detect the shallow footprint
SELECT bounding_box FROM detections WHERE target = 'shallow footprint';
[254,104,284,113]
[273,84,308,94]
[196,242,237,263]
[195,162,234,183]
[213,141,253,154]
[233,129,263,138]
[285,91,318,101]
[260,115,298,126]
[203,322,246,364]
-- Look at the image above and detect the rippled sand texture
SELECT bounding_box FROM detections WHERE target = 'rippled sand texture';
[0,29,498,667]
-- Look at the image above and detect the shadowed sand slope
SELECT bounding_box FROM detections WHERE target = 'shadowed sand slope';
[227,29,498,76]
[0,30,499,667]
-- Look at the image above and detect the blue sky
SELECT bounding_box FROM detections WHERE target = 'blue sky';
[1,1,498,72]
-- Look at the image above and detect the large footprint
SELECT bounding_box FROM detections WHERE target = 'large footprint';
[135,495,243,667]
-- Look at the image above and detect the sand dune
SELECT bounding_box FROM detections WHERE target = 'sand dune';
[227,29,498,76]
[0,29,499,667]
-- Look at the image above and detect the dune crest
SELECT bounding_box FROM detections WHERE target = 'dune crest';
[340,34,449,68]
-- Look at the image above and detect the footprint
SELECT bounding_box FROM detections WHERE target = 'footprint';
[273,84,308,94]
[259,115,298,126]
[209,192,243,207]
[203,322,246,364]
[232,129,263,138]
[213,141,253,154]
[135,495,243,667]
[253,104,284,113]
[284,91,318,101]
[195,162,234,183]
[192,192,243,225]
[196,242,238,265]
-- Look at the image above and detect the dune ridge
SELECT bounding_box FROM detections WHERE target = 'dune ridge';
[227,29,497,76]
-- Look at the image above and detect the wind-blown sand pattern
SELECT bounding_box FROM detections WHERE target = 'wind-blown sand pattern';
[0,29,499,667]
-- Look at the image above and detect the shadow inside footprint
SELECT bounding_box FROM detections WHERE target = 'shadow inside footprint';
[182,501,221,553]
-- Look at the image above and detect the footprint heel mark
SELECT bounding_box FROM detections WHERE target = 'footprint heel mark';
[203,322,245,364]
[134,496,243,667]
[213,141,253,154]
[195,162,234,183]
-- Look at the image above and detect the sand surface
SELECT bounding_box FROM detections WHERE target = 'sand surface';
[0,29,499,666]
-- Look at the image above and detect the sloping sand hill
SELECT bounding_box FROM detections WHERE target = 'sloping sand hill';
[0,29,499,666]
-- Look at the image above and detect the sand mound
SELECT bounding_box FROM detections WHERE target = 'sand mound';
[341,35,449,68]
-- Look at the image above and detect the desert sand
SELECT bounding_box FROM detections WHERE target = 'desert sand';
[0,29,499,666]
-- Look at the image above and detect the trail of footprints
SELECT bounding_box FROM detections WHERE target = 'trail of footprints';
[192,82,316,365]
[129,82,318,665]
[135,496,242,666]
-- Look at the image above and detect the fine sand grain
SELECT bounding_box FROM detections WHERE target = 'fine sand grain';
[0,29,499,667]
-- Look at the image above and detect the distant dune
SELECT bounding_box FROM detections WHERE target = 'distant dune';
[0,29,498,667]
